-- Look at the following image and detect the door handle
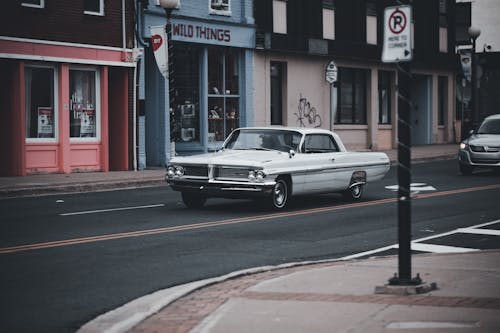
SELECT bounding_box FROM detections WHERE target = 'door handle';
[331,158,335,162]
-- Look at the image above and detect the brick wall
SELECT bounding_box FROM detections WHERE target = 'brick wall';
[0,0,135,49]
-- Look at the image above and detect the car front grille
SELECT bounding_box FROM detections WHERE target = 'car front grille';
[215,167,250,180]
[471,158,499,164]
[471,145,500,153]
[184,165,209,177]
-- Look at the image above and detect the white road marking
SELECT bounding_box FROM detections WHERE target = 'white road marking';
[385,183,437,192]
[409,243,478,253]
[60,204,165,216]
[341,219,500,260]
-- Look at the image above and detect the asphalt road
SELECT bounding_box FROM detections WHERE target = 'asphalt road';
[0,159,499,333]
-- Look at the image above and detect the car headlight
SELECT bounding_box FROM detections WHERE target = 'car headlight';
[167,165,184,178]
[248,170,266,182]
[460,142,468,150]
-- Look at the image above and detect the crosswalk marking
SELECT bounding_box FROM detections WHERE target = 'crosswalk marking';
[341,219,500,260]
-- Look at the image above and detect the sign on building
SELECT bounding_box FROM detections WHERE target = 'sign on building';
[382,5,412,63]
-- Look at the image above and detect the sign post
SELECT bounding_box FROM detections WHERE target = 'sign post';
[325,60,338,131]
[382,4,422,287]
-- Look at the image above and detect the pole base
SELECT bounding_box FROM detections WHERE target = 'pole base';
[375,273,438,295]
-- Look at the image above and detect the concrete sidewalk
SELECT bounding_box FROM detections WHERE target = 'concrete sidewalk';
[0,144,458,198]
[79,251,500,333]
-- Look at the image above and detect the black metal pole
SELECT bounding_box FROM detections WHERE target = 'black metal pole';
[395,61,413,284]
[470,37,477,131]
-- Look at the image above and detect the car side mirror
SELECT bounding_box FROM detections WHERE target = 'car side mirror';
[288,149,296,158]
[469,129,475,135]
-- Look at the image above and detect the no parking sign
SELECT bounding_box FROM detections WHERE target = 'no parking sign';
[382,5,412,63]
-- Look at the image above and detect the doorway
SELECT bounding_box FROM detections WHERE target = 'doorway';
[410,74,433,145]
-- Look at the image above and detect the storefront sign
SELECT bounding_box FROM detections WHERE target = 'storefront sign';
[37,107,54,137]
[150,25,169,79]
[171,18,254,48]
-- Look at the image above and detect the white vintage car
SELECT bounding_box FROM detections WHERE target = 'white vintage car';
[166,127,390,209]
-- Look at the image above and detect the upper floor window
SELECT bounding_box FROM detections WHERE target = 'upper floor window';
[366,0,377,44]
[21,0,44,8]
[210,0,231,16]
[84,0,104,16]
[322,0,335,40]
[273,0,287,34]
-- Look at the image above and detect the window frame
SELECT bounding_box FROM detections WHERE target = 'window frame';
[84,0,105,16]
[336,68,367,125]
[25,64,58,143]
[21,0,45,9]
[378,70,392,125]
[209,0,231,16]
[69,66,101,142]
[302,134,339,153]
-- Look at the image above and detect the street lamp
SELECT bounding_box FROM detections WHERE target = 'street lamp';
[158,0,179,158]
[468,26,481,132]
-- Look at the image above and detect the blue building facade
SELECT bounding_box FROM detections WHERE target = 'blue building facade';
[137,0,255,168]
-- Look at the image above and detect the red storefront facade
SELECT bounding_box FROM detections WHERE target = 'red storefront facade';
[0,1,136,176]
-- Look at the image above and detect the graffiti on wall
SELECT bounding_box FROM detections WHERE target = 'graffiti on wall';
[294,94,322,128]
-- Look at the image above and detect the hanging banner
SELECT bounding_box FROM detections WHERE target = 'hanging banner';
[150,25,169,79]
[459,49,472,82]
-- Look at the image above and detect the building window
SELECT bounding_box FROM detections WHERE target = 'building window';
[208,48,240,142]
[439,0,448,52]
[378,71,391,124]
[21,0,44,8]
[25,66,56,140]
[84,0,104,16]
[270,62,285,125]
[366,0,377,45]
[438,76,447,126]
[209,0,231,16]
[322,0,335,40]
[69,69,99,139]
[273,0,287,34]
[336,68,367,125]
[171,44,200,143]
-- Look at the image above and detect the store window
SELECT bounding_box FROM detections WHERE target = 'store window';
[378,70,391,124]
[336,68,367,124]
[209,0,231,16]
[25,66,56,140]
[208,48,240,142]
[69,69,99,139]
[171,44,200,143]
[84,0,104,16]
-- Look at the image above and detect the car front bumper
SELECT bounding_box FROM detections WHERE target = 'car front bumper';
[166,178,276,198]
[458,149,500,167]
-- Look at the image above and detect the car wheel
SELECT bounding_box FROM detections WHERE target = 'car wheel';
[459,163,473,175]
[271,178,289,209]
[181,192,206,208]
[342,184,364,201]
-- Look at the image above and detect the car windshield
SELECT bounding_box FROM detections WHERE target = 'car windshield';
[477,118,500,135]
[224,129,303,153]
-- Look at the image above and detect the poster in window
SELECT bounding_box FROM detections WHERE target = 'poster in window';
[80,109,96,137]
[37,107,54,137]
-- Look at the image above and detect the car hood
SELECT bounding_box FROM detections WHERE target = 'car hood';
[468,134,500,146]
[170,149,289,167]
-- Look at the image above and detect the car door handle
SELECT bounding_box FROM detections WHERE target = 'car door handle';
[331,158,335,162]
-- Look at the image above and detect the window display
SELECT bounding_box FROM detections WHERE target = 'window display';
[70,69,97,138]
[171,44,200,143]
[208,48,240,142]
[25,66,55,139]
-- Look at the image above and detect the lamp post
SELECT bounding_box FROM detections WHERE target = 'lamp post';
[158,0,179,158]
[468,26,481,131]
